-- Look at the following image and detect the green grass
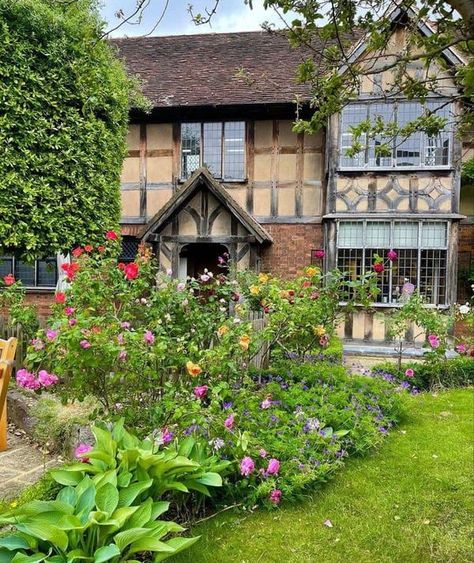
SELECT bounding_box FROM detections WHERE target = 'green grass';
[174,389,474,563]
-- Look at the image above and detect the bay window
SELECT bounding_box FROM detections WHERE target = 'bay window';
[339,100,451,169]
[336,220,448,305]
[181,121,246,180]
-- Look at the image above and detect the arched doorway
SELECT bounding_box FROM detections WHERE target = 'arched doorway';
[179,243,229,278]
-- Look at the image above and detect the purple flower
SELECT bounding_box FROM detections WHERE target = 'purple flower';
[240,456,255,477]
[80,339,91,349]
[378,426,388,434]
[259,448,267,458]
[269,489,282,504]
[223,401,233,410]
[224,413,235,430]
[68,318,77,326]
[120,321,131,329]
[194,385,209,399]
[46,329,58,341]
[75,443,92,462]
[177,282,186,291]
[143,330,155,345]
[161,428,174,445]
[118,350,127,361]
[456,343,467,354]
[267,458,280,475]
[402,282,415,295]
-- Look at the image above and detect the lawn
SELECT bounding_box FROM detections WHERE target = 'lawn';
[174,389,474,563]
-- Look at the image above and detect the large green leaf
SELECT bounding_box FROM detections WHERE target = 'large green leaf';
[56,487,77,507]
[195,472,223,487]
[91,427,115,459]
[93,544,120,563]
[76,484,96,518]
[93,470,117,490]
[11,553,48,563]
[0,536,30,550]
[66,549,89,562]
[150,502,170,521]
[153,536,200,562]
[55,515,85,531]
[127,537,175,555]
[15,522,68,552]
[123,498,152,529]
[49,470,83,487]
[117,480,152,508]
[95,483,119,516]
[110,507,139,528]
[113,528,151,552]
[177,436,195,458]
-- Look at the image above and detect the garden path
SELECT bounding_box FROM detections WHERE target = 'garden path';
[0,428,60,500]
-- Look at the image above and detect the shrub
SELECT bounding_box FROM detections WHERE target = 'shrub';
[371,357,474,391]
[150,361,405,507]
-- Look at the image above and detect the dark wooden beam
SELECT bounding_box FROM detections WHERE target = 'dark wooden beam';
[139,124,147,219]
[155,235,257,244]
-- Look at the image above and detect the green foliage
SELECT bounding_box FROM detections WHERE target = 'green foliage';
[462,156,474,186]
[0,0,137,259]
[0,278,39,341]
[372,356,474,391]
[151,360,405,506]
[0,420,230,561]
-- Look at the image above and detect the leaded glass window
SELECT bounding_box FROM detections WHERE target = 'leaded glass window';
[339,100,452,169]
[181,122,245,180]
[336,220,449,305]
[0,256,58,288]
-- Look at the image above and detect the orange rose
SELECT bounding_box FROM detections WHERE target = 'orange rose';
[186,361,202,377]
[239,334,250,351]
[218,325,229,337]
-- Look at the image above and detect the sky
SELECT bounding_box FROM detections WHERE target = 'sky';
[99,0,297,37]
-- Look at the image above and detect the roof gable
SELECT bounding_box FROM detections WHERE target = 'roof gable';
[140,168,273,244]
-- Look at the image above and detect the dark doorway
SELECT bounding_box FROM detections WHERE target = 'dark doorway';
[180,244,229,278]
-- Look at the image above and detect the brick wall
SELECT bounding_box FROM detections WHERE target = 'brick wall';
[458,222,474,303]
[23,292,54,319]
[260,224,323,278]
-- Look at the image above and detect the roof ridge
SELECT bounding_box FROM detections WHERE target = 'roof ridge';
[110,29,282,41]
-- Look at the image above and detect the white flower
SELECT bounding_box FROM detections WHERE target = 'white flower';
[140,298,147,304]
[459,304,470,315]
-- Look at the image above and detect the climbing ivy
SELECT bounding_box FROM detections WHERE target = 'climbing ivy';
[0,0,140,260]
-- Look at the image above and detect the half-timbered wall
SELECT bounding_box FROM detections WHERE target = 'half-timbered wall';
[120,120,324,226]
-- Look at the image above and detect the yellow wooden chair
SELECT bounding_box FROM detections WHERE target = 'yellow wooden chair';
[0,337,18,451]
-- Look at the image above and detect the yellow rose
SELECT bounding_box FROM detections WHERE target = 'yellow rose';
[239,334,250,351]
[235,304,243,315]
[279,290,289,299]
[249,285,260,296]
[218,325,229,337]
[258,273,269,284]
[306,267,319,277]
[313,325,326,337]
[186,361,202,377]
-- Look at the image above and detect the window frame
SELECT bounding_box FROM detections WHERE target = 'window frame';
[180,121,247,182]
[338,99,453,171]
[335,219,450,307]
[0,256,58,290]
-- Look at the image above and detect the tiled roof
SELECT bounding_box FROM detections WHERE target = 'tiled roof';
[112,31,320,108]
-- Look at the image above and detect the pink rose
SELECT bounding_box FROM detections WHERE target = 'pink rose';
[387,250,398,261]
[428,334,440,349]
[38,370,59,387]
[224,413,235,430]
[269,489,282,504]
[259,448,267,458]
[313,249,325,259]
[80,339,91,349]
[240,456,255,477]
[267,458,280,475]
[405,368,414,378]
[46,329,58,341]
[143,330,155,345]
[456,343,466,354]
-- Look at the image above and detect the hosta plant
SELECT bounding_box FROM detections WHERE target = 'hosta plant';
[0,420,230,561]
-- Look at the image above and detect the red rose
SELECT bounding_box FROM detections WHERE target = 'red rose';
[61,262,80,281]
[55,292,66,304]
[72,247,84,258]
[97,245,105,253]
[302,280,311,288]
[84,244,93,252]
[106,231,118,240]
[124,263,139,280]
[288,290,295,297]
[373,263,385,273]
[3,274,15,286]
[118,262,126,271]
